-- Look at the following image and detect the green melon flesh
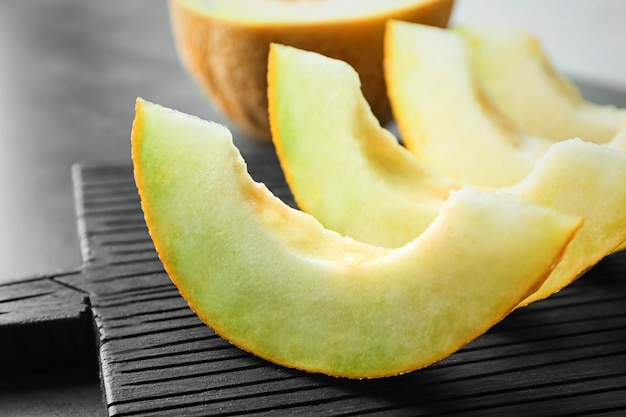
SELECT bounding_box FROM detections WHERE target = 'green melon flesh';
[269,43,460,249]
[131,98,579,378]
[267,44,626,307]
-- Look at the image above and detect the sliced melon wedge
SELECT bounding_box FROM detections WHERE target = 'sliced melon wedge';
[509,139,626,305]
[384,20,552,187]
[268,45,460,249]
[131,98,579,378]
[268,44,626,306]
[456,25,626,144]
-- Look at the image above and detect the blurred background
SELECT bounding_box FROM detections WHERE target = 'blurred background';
[0,0,625,415]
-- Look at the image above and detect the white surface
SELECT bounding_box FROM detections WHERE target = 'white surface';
[451,0,626,92]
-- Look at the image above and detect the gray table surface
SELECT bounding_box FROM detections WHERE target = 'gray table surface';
[0,0,624,415]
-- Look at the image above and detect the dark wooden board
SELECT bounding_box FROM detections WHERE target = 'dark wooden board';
[0,270,97,375]
[71,154,626,417]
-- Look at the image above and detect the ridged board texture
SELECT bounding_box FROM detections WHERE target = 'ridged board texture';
[72,148,626,417]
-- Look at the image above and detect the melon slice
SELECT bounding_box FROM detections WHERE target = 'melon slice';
[510,139,626,305]
[384,20,553,187]
[268,46,460,249]
[131,98,579,378]
[169,0,455,142]
[457,25,626,144]
[268,44,626,307]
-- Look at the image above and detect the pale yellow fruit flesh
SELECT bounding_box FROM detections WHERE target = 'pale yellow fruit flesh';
[609,127,626,252]
[608,126,626,152]
[169,0,455,142]
[269,43,460,248]
[510,139,626,305]
[268,45,626,308]
[457,26,626,144]
[131,98,579,378]
[185,0,442,23]
[385,20,554,187]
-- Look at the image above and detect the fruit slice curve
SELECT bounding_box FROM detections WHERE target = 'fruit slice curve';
[384,20,555,187]
[169,0,455,142]
[268,44,626,306]
[268,46,461,249]
[457,25,626,144]
[132,98,579,378]
[509,140,626,305]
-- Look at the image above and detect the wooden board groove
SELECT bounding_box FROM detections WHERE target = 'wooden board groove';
[71,160,626,416]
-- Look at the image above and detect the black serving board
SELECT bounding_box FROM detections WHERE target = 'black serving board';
[0,270,96,375]
[69,146,626,417]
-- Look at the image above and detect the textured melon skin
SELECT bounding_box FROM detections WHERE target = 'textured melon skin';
[131,98,580,378]
[169,0,455,143]
[267,45,626,308]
